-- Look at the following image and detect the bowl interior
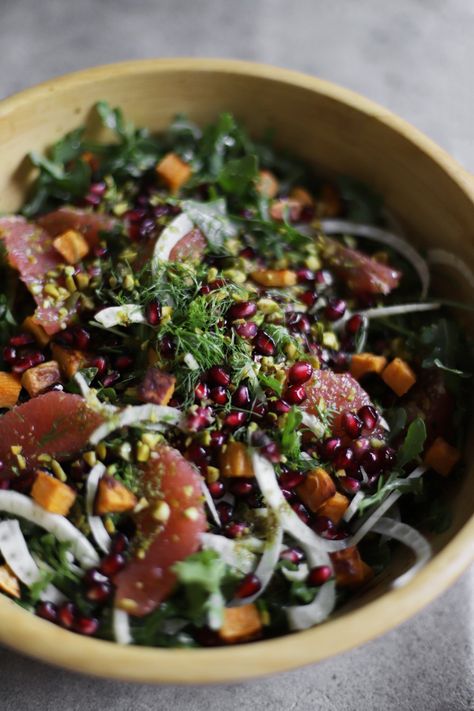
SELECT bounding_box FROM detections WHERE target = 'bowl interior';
[0,59,473,682]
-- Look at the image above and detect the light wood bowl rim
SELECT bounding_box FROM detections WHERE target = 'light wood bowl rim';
[0,58,472,684]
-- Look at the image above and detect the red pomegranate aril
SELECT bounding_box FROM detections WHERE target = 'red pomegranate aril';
[321,437,342,461]
[111,532,129,554]
[333,446,354,471]
[357,405,378,433]
[145,299,162,326]
[235,573,261,599]
[252,401,268,418]
[36,601,58,624]
[239,246,256,259]
[285,384,307,405]
[341,411,363,439]
[224,521,248,539]
[58,602,76,629]
[272,399,291,415]
[90,181,107,196]
[74,615,99,636]
[339,476,361,496]
[186,443,209,464]
[115,355,134,371]
[216,501,234,524]
[102,371,120,387]
[194,382,209,400]
[160,335,175,358]
[207,279,226,291]
[208,480,225,499]
[360,450,380,475]
[99,553,126,577]
[261,441,281,462]
[288,361,313,385]
[210,386,228,405]
[186,408,213,432]
[279,547,304,564]
[3,346,16,363]
[209,430,226,449]
[281,488,295,501]
[229,479,254,497]
[232,384,251,408]
[291,501,310,524]
[296,268,315,283]
[228,301,257,320]
[12,351,46,374]
[235,321,258,340]
[379,445,396,470]
[311,515,336,538]
[352,437,371,461]
[223,411,247,429]
[9,332,34,347]
[86,581,113,603]
[325,298,346,322]
[315,269,333,286]
[83,567,109,587]
[90,355,107,376]
[72,327,91,350]
[254,330,276,356]
[300,289,317,307]
[207,365,230,387]
[279,471,305,489]
[308,565,332,587]
[345,314,364,335]
[286,312,311,334]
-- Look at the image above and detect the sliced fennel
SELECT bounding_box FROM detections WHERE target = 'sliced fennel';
[85,463,111,554]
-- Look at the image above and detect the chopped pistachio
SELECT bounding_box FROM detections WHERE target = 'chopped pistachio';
[83,451,97,467]
[152,501,171,523]
[51,459,67,482]
[136,442,150,462]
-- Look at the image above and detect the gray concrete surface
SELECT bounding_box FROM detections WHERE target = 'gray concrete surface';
[0,0,473,708]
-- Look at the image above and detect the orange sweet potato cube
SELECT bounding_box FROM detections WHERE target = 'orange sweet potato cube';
[330,546,373,588]
[424,436,461,476]
[317,492,349,525]
[381,357,417,396]
[290,186,314,206]
[0,565,20,599]
[95,475,137,515]
[256,170,279,198]
[22,316,51,347]
[219,604,262,644]
[269,198,303,222]
[297,467,336,513]
[219,442,254,478]
[51,344,88,379]
[155,152,192,193]
[0,372,22,408]
[53,229,90,265]
[137,368,176,406]
[21,360,61,397]
[350,353,387,380]
[31,470,76,515]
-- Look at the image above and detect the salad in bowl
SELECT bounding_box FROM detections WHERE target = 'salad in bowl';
[0,103,470,649]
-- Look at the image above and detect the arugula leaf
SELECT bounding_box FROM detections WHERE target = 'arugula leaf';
[431,358,471,379]
[396,417,426,468]
[173,550,228,628]
[23,150,91,216]
[384,407,407,443]
[358,472,423,514]
[217,155,258,197]
[279,407,303,463]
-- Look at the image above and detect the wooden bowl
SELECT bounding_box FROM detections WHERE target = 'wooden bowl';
[0,59,473,684]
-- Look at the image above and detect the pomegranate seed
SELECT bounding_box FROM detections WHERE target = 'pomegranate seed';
[224,521,248,539]
[111,533,129,554]
[234,321,258,340]
[286,312,311,334]
[333,446,354,471]
[12,351,45,374]
[72,327,91,350]
[288,361,313,385]
[279,471,305,489]
[210,386,228,405]
[300,289,317,307]
[9,333,34,347]
[160,335,175,358]
[232,384,250,408]
[285,384,307,405]
[194,382,209,400]
[102,371,120,387]
[341,411,363,439]
[187,443,209,464]
[279,547,304,564]
[90,355,107,376]
[320,437,342,461]
[235,573,261,599]
[360,450,380,475]
[86,581,113,603]
[209,430,226,449]
[379,446,396,470]
[223,411,247,429]
[357,405,378,433]
[83,568,109,587]
[145,299,162,326]
[85,192,101,207]
[228,301,257,320]
[296,268,315,283]
[239,246,256,258]
[99,553,126,576]
[352,437,371,461]
[3,346,16,363]
[74,615,99,636]
[207,279,226,291]
[252,401,268,418]
[207,366,230,387]
[315,269,333,286]
[90,181,107,196]
[270,399,290,415]
[36,601,58,623]
[208,480,225,499]
[58,602,76,629]
[0,480,9,490]
[308,565,332,586]
[261,441,280,462]
[311,515,336,538]
[254,330,276,356]
[345,314,364,335]
[325,298,346,321]
[186,406,213,432]
[216,501,234,524]
[291,501,310,524]
[230,479,254,497]
[115,355,134,371]
[281,488,295,501]
[339,476,361,496]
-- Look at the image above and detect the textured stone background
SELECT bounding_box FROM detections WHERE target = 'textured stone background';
[0,0,473,709]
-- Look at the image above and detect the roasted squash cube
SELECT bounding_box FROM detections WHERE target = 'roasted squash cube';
[95,475,138,515]
[219,441,254,478]
[424,436,461,476]
[297,467,336,513]
[317,492,349,524]
[381,357,417,396]
[155,152,191,193]
[269,199,303,222]
[219,604,262,644]
[330,546,373,588]
[250,269,297,287]
[350,353,387,380]
[256,170,279,199]
[0,372,21,408]
[22,316,51,347]
[31,470,76,515]
[137,368,176,406]
[290,186,314,206]
[0,565,20,598]
[51,344,87,379]
[21,360,61,397]
[53,229,90,265]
